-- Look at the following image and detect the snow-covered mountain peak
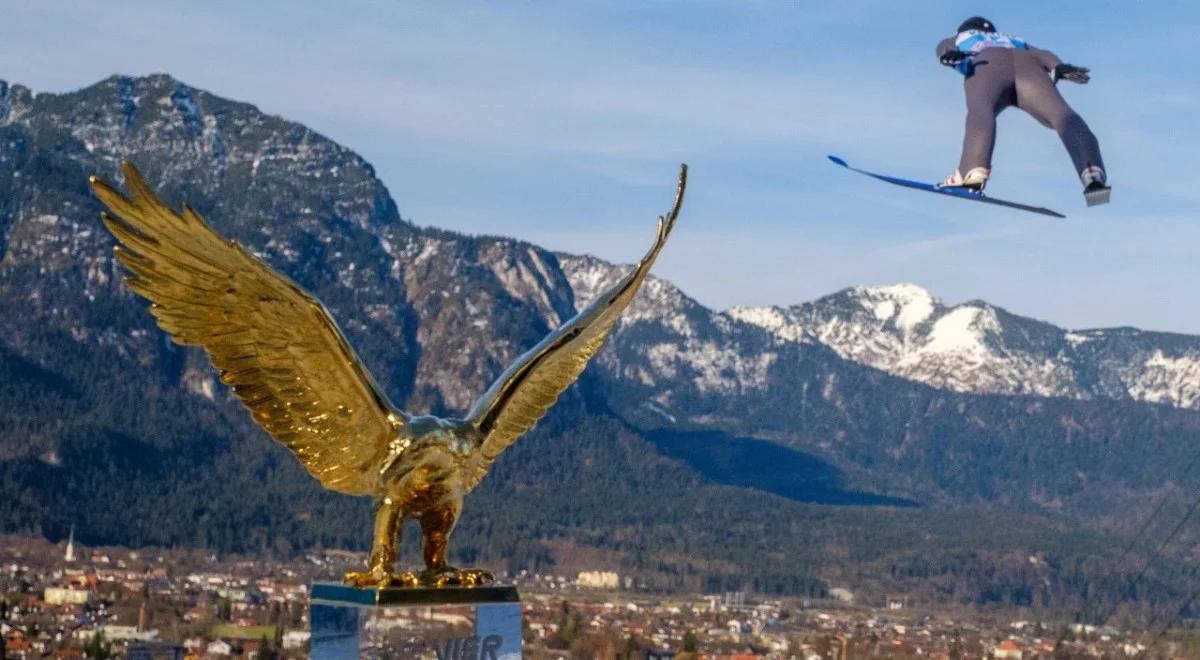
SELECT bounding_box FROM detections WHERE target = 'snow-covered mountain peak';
[727,284,1200,408]
[854,283,936,309]
[849,283,939,335]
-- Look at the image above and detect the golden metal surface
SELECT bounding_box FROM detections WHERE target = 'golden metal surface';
[91,162,687,588]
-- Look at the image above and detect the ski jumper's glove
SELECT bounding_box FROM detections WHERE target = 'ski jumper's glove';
[1052,63,1090,84]
[940,50,968,67]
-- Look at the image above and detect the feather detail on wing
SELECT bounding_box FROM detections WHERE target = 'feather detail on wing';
[90,162,405,496]
[463,165,687,489]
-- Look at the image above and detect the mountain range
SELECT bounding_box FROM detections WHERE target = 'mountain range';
[731,284,1200,409]
[3,74,1200,612]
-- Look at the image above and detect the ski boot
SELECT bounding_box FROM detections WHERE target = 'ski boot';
[1081,166,1110,206]
[939,166,990,192]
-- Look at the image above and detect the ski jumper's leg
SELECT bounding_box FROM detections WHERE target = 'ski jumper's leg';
[1013,50,1105,175]
[957,48,1016,174]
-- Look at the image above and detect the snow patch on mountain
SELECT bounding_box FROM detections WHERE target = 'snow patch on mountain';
[645,341,776,394]
[724,306,807,343]
[1129,351,1200,408]
[1065,332,1095,346]
[921,306,995,358]
[486,247,563,327]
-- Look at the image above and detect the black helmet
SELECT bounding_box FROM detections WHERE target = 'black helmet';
[957,16,996,33]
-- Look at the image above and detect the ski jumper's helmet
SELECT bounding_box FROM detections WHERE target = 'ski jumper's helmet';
[957,16,996,33]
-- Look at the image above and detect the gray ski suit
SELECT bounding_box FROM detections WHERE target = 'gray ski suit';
[937,33,1105,178]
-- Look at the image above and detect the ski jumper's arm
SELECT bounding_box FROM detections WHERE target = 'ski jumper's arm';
[1027,45,1090,84]
[936,36,971,71]
[936,37,958,60]
[1027,45,1063,73]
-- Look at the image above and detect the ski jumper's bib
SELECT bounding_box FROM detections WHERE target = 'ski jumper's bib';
[953,31,1028,75]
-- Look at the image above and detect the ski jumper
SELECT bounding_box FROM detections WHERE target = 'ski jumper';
[937,31,1105,178]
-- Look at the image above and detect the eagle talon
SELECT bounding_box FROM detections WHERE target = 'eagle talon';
[392,571,422,588]
[342,570,383,588]
[456,569,495,587]
[420,567,496,588]
[342,570,420,589]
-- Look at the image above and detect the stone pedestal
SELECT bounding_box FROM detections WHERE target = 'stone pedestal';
[309,583,521,659]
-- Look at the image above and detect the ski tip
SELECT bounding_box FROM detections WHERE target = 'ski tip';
[1030,206,1068,219]
[827,155,849,168]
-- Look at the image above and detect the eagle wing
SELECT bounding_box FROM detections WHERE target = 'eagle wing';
[91,162,404,496]
[463,165,687,489]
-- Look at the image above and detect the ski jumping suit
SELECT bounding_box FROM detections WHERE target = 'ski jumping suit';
[937,31,1105,177]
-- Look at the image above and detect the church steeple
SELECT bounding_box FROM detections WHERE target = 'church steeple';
[64,525,75,563]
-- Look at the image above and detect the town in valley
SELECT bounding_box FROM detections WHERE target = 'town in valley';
[0,534,1188,659]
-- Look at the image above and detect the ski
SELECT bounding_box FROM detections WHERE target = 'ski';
[828,155,1066,219]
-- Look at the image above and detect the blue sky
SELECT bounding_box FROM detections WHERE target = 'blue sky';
[5,1,1199,332]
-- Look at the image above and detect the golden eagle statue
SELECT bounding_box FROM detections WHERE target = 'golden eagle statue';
[90,162,687,588]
